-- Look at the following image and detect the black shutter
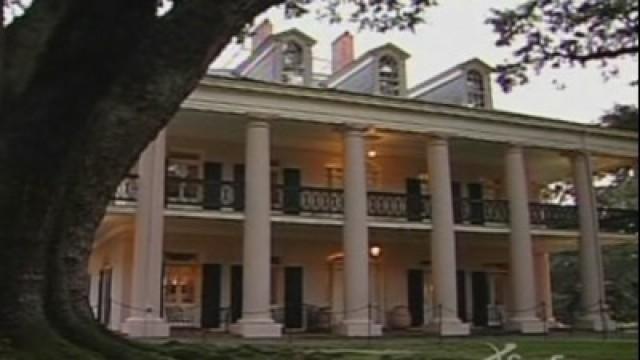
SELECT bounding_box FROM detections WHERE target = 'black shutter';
[233,164,245,211]
[284,267,304,329]
[468,183,485,225]
[452,182,463,224]
[471,272,490,327]
[230,265,243,323]
[456,270,468,322]
[406,178,424,221]
[283,168,301,215]
[407,269,425,327]
[201,264,222,328]
[203,163,223,210]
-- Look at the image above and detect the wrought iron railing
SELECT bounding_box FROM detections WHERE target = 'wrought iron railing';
[111,178,638,234]
[529,203,579,230]
[368,191,407,218]
[299,187,343,215]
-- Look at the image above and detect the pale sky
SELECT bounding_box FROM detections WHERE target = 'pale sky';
[211,0,639,125]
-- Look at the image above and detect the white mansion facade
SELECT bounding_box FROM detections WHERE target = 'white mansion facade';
[88,21,638,338]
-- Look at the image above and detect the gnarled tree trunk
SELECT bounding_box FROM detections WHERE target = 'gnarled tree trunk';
[0,0,282,358]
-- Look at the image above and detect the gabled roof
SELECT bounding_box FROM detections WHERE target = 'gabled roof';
[327,42,410,86]
[271,28,317,47]
[361,43,410,61]
[409,57,493,98]
[234,29,316,76]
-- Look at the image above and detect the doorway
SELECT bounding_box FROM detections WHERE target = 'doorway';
[164,265,200,326]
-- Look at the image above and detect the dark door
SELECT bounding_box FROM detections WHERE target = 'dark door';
[233,164,245,211]
[456,270,467,322]
[452,182,463,224]
[407,269,425,327]
[203,162,223,210]
[201,264,222,328]
[231,265,243,323]
[284,267,304,329]
[283,169,301,214]
[467,183,485,225]
[471,272,490,327]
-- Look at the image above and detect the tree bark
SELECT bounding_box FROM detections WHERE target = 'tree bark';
[0,0,283,358]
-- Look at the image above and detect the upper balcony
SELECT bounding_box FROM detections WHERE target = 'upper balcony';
[112,174,638,235]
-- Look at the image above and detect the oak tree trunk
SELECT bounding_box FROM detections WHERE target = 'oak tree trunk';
[0,0,283,358]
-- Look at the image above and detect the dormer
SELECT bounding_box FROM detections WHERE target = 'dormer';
[327,33,410,97]
[235,21,316,86]
[409,58,494,109]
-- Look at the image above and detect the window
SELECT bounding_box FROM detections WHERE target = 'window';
[166,151,202,204]
[466,70,485,108]
[378,55,401,96]
[282,41,305,85]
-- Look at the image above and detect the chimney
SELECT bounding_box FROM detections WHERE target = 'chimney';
[332,31,354,73]
[252,19,273,52]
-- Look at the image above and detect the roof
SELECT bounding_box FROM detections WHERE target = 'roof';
[408,57,494,98]
[327,42,410,86]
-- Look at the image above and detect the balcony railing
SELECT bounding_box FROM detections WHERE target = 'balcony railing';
[112,176,638,234]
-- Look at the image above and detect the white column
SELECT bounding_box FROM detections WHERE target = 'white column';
[426,135,470,336]
[534,251,555,324]
[231,121,282,338]
[573,152,615,331]
[504,145,544,333]
[122,130,170,338]
[339,125,382,337]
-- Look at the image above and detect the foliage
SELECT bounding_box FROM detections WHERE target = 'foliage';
[552,243,638,324]
[600,104,639,131]
[487,0,639,92]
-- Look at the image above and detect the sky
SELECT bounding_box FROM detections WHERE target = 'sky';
[211,0,639,125]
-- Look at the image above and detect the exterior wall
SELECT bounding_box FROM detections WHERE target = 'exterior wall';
[91,215,549,331]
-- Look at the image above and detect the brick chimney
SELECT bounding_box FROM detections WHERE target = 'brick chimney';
[332,31,354,73]
[252,19,273,52]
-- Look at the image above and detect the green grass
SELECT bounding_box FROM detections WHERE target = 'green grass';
[158,335,639,360]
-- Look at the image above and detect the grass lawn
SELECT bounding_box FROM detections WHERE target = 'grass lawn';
[157,334,639,360]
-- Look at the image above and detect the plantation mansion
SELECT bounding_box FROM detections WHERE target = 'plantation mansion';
[88,22,638,339]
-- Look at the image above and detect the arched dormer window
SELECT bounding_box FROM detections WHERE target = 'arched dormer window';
[378,55,400,96]
[466,70,486,108]
[282,41,305,85]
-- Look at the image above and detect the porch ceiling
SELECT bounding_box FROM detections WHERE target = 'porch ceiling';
[168,109,634,185]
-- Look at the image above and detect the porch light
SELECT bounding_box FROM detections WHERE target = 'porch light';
[369,245,382,258]
[367,150,378,158]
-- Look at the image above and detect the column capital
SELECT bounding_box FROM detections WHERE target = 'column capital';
[339,123,372,134]
[247,120,271,129]
[245,111,280,122]
[561,149,591,160]
[505,142,527,153]
[425,131,455,141]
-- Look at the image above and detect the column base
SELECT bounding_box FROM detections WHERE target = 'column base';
[506,317,547,334]
[229,318,282,338]
[427,318,470,336]
[576,314,617,332]
[122,317,170,338]
[336,319,383,337]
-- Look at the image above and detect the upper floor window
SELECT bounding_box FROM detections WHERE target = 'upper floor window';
[466,70,485,108]
[282,41,305,85]
[379,56,400,96]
